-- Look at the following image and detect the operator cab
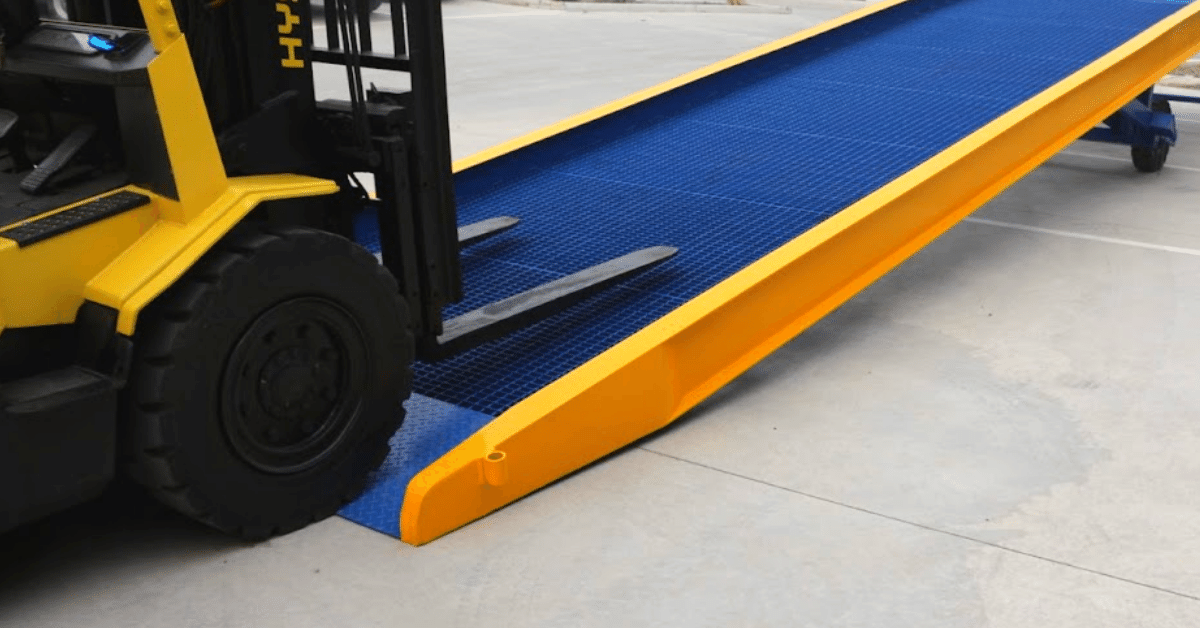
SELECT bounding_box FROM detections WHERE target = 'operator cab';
[0,0,154,231]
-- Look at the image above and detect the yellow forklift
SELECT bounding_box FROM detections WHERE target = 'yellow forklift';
[0,0,673,538]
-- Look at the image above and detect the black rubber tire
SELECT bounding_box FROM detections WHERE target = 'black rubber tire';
[121,224,412,540]
[1132,98,1172,173]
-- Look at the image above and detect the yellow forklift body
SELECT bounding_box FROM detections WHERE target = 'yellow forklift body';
[0,14,339,336]
[88,174,339,337]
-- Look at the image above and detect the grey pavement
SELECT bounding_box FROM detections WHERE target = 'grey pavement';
[313,0,876,159]
[3,2,1200,626]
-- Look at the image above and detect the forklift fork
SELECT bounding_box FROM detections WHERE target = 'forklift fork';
[421,245,678,361]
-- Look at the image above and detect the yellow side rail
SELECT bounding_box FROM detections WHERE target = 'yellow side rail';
[402,0,1200,545]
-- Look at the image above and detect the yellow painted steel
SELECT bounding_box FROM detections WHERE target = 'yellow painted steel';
[401,1,1200,545]
[0,186,159,329]
[137,0,185,52]
[88,34,340,335]
[0,170,336,336]
[0,29,339,336]
[145,37,228,221]
[87,174,339,336]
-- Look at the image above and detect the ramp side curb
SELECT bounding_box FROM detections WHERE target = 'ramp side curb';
[403,1,1200,545]
[450,0,911,174]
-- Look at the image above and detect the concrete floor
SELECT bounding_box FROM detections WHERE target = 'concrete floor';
[4,1,1200,626]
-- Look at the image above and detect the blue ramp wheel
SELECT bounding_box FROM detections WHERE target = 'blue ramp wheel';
[1132,98,1173,173]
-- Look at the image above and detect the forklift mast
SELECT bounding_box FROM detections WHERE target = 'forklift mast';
[177,0,464,338]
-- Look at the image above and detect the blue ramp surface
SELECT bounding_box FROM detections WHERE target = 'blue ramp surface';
[341,0,1188,535]
[339,395,493,535]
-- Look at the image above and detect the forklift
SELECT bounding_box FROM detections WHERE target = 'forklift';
[0,0,674,538]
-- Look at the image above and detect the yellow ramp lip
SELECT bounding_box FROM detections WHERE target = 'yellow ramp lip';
[402,0,1200,545]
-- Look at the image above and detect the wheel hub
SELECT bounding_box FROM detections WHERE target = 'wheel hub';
[221,298,368,474]
[258,346,338,420]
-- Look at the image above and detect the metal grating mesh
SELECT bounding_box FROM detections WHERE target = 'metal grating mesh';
[398,0,1184,415]
[344,0,1186,535]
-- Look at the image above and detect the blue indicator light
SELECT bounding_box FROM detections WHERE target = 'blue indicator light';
[87,34,117,52]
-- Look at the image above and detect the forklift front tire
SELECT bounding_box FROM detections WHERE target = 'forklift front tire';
[122,224,412,540]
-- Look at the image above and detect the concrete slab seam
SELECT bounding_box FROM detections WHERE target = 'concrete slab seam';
[638,447,1200,604]
[964,216,1200,257]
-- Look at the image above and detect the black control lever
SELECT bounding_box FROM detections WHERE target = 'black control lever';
[0,109,16,140]
[21,124,96,195]
[0,109,31,172]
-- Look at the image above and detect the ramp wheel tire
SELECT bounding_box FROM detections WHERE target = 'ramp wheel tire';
[1132,98,1172,173]
[122,224,412,540]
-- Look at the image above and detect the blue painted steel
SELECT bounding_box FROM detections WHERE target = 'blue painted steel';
[341,0,1189,536]
[1084,87,1178,147]
[339,395,494,535]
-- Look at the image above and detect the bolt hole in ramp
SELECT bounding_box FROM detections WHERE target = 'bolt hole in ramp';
[343,0,1199,539]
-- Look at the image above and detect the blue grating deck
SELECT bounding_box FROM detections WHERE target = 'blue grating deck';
[341,0,1190,535]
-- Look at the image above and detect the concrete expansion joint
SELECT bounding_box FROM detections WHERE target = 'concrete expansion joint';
[640,448,1200,606]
